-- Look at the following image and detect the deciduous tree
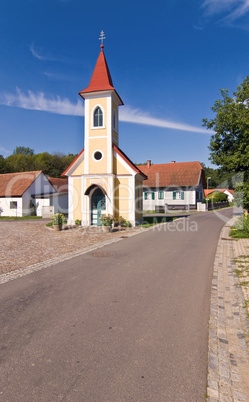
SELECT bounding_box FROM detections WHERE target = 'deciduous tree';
[203,76,249,209]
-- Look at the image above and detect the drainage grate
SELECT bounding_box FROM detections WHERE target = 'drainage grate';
[92,252,114,258]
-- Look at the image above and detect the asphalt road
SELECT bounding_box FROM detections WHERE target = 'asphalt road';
[0,208,234,401]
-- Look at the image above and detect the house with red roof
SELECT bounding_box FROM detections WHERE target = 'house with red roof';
[0,171,68,217]
[139,160,206,211]
[62,38,146,226]
[204,189,234,202]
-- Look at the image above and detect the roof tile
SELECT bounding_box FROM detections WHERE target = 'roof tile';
[0,171,42,196]
[139,161,204,187]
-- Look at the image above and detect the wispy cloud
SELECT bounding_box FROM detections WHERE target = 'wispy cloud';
[1,88,84,116]
[29,42,73,63]
[0,88,210,135]
[202,0,249,22]
[30,43,50,61]
[120,107,209,134]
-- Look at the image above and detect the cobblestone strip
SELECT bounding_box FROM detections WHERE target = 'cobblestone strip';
[0,237,124,285]
[207,218,249,401]
[0,221,171,285]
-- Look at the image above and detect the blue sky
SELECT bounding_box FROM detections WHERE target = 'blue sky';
[1,0,249,168]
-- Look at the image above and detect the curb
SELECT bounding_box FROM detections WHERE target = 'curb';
[207,217,249,401]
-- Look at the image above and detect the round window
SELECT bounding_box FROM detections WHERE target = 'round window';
[94,151,103,161]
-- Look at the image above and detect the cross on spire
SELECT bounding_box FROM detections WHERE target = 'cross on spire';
[99,30,106,47]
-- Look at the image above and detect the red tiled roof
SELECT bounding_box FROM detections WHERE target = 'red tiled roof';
[79,45,123,105]
[204,188,234,197]
[0,171,42,196]
[48,177,68,193]
[139,161,204,188]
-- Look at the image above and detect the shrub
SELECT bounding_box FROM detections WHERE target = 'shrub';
[209,192,228,203]
[114,216,125,226]
[51,213,64,225]
[122,219,131,227]
[100,214,114,226]
[233,211,249,233]
[75,219,81,226]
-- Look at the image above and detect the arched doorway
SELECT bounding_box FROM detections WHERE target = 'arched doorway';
[91,187,106,225]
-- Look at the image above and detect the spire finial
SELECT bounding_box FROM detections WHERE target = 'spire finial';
[99,30,106,50]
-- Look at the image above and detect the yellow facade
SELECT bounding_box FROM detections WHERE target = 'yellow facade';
[88,138,108,174]
[113,155,130,175]
[73,178,82,221]
[114,178,130,220]
[72,161,84,176]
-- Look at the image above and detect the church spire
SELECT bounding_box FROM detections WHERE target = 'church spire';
[79,32,123,105]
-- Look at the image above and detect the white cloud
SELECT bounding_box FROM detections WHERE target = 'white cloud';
[1,88,84,116]
[0,88,210,135]
[29,43,72,63]
[202,0,249,21]
[120,107,209,134]
[30,43,48,61]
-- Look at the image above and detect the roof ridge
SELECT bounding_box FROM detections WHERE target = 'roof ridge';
[0,170,43,177]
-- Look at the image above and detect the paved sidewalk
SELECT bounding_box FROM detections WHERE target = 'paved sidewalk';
[207,217,249,401]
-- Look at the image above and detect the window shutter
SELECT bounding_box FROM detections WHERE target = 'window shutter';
[144,192,147,200]
[173,191,176,200]
[152,192,155,200]
[181,192,184,200]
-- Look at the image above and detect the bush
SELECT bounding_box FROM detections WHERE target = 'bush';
[51,213,64,225]
[122,219,131,227]
[209,191,228,202]
[230,211,249,238]
[100,214,114,226]
[75,219,81,226]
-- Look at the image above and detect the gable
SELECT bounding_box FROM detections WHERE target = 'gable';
[113,153,132,175]
[62,149,84,177]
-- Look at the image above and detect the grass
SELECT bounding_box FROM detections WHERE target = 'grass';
[46,222,53,227]
[238,281,249,287]
[230,229,249,239]
[234,268,245,277]
[0,216,42,220]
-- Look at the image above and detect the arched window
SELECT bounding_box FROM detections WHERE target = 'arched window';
[93,107,103,127]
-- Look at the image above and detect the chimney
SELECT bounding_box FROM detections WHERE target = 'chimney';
[171,160,176,163]
[147,160,151,168]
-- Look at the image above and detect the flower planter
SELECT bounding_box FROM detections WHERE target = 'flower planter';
[102,225,112,233]
[53,224,62,231]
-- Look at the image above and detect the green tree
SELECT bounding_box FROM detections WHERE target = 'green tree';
[203,76,249,210]
[13,146,34,156]
[0,155,6,173]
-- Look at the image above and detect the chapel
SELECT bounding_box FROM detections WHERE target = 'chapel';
[63,35,146,226]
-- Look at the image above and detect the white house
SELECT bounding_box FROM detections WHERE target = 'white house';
[139,160,206,211]
[35,177,68,217]
[0,171,68,217]
[204,188,234,203]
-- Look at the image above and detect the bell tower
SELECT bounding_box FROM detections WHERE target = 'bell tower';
[63,32,146,227]
[78,32,123,176]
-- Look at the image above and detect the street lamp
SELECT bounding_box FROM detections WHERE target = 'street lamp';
[207,177,211,211]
